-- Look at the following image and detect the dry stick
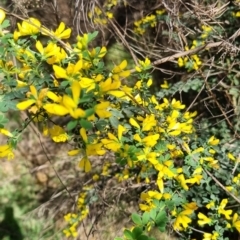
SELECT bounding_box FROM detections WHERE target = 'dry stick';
[232,154,240,175]
[203,73,236,133]
[94,2,139,65]
[185,57,215,112]
[37,132,75,201]
[203,168,240,204]
[129,27,240,73]
[20,111,74,201]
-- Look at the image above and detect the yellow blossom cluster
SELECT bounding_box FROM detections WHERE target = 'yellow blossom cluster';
[134,9,166,35]
[178,43,202,71]
[177,24,214,71]
[63,187,90,237]
[88,5,114,25]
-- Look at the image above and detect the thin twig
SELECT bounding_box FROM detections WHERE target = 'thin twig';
[203,168,240,204]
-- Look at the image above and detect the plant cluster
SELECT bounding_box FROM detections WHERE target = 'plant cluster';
[0,4,240,240]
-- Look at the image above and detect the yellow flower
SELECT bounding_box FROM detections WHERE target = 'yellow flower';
[173,203,198,231]
[79,156,91,172]
[208,136,219,146]
[48,125,68,142]
[147,190,162,200]
[53,22,71,39]
[93,174,100,181]
[192,147,204,154]
[176,174,189,190]
[129,118,140,129]
[101,134,121,152]
[173,209,193,231]
[206,201,215,209]
[167,121,181,136]
[53,59,83,80]
[134,133,142,143]
[0,144,14,160]
[44,81,85,119]
[160,80,169,89]
[218,199,232,220]
[17,85,48,114]
[235,11,240,17]
[86,143,106,156]
[198,212,212,226]
[88,46,107,58]
[203,232,219,240]
[171,98,185,109]
[118,125,126,140]
[183,202,198,212]
[76,34,88,50]
[101,125,125,152]
[156,9,166,15]
[0,9,6,25]
[0,128,13,137]
[185,174,202,185]
[80,127,88,143]
[135,58,151,72]
[232,213,240,232]
[94,101,111,118]
[106,11,113,19]
[14,18,41,40]
[202,25,212,32]
[142,114,156,131]
[111,60,130,81]
[16,80,28,88]
[227,152,236,161]
[142,134,159,147]
[36,41,67,64]
[42,22,71,39]
[178,57,184,67]
[147,78,153,87]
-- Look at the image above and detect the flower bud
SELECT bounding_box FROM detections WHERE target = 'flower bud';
[0,9,6,25]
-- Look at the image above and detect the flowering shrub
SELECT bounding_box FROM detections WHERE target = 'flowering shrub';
[0,6,240,240]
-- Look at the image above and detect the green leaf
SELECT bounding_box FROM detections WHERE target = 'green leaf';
[67,120,78,131]
[122,108,134,117]
[132,227,143,238]
[60,81,70,87]
[138,235,149,240]
[155,211,167,230]
[114,238,123,240]
[97,61,104,68]
[96,120,107,131]
[79,93,95,103]
[0,114,9,128]
[142,212,150,225]
[158,226,165,232]
[80,119,93,130]
[1,20,10,29]
[84,108,95,118]
[150,208,157,220]
[111,108,124,118]
[123,229,133,240]
[132,213,142,225]
[88,31,98,43]
[109,116,119,129]
[229,87,239,98]
[0,95,17,112]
